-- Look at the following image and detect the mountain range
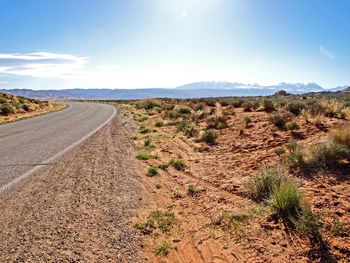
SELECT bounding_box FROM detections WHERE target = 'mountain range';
[0,82,348,100]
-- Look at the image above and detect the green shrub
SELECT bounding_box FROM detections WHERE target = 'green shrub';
[176,120,189,132]
[172,159,186,170]
[155,121,164,127]
[147,166,158,177]
[136,153,157,160]
[200,130,218,144]
[284,141,306,169]
[158,162,170,170]
[292,209,322,242]
[331,219,349,237]
[22,104,30,111]
[187,184,201,195]
[194,103,205,111]
[144,137,152,146]
[249,168,282,202]
[0,103,14,115]
[286,102,305,116]
[262,99,275,112]
[207,116,228,129]
[272,180,301,217]
[156,241,174,256]
[309,142,350,168]
[177,106,191,114]
[139,127,150,134]
[231,100,244,108]
[285,121,300,131]
[274,147,286,156]
[184,125,198,138]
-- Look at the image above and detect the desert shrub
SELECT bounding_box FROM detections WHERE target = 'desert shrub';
[309,142,350,168]
[176,120,189,132]
[231,100,244,108]
[330,125,350,148]
[155,121,164,127]
[158,162,170,170]
[172,159,186,170]
[269,111,293,128]
[272,180,302,217]
[209,107,216,115]
[274,147,286,156]
[136,153,157,160]
[194,103,205,111]
[300,109,309,123]
[285,121,300,131]
[242,102,253,112]
[223,107,235,116]
[292,209,322,242]
[249,168,282,202]
[173,188,182,198]
[271,126,278,133]
[219,99,229,107]
[262,99,275,112]
[207,116,228,129]
[147,166,158,177]
[0,98,7,104]
[184,125,198,138]
[286,102,305,116]
[177,106,191,114]
[164,104,175,110]
[320,99,344,117]
[22,104,30,111]
[144,136,152,146]
[284,140,306,169]
[156,241,176,256]
[308,103,324,117]
[204,99,216,107]
[243,116,252,124]
[200,130,218,144]
[137,98,161,109]
[187,184,201,195]
[139,127,150,134]
[0,103,14,115]
[331,219,349,237]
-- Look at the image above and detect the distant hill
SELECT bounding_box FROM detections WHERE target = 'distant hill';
[0,81,347,100]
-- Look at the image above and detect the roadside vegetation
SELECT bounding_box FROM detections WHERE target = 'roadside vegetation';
[0,92,66,124]
[97,91,349,261]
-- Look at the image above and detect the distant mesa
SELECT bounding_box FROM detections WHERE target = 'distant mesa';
[340,87,350,93]
[273,90,290,96]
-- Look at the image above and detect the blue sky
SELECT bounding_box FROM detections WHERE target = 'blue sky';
[0,0,349,90]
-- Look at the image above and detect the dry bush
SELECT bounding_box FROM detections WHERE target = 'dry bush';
[330,125,350,148]
[320,99,344,117]
[268,111,293,128]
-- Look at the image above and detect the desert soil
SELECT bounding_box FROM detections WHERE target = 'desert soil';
[126,104,350,262]
[0,109,146,262]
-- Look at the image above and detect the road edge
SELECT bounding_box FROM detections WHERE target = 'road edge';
[0,104,117,194]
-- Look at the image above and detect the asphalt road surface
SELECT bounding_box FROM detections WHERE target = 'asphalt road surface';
[0,102,116,192]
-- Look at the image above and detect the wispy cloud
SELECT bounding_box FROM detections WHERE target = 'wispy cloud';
[0,81,8,84]
[319,45,335,59]
[0,52,87,78]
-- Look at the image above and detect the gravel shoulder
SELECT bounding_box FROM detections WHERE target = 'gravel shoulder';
[0,108,145,262]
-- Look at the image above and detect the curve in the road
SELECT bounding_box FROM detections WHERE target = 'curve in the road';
[0,102,116,193]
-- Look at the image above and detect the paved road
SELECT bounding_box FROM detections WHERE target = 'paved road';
[0,102,116,192]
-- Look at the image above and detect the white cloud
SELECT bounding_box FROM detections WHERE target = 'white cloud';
[0,81,8,84]
[319,45,334,59]
[181,9,187,17]
[0,52,87,78]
